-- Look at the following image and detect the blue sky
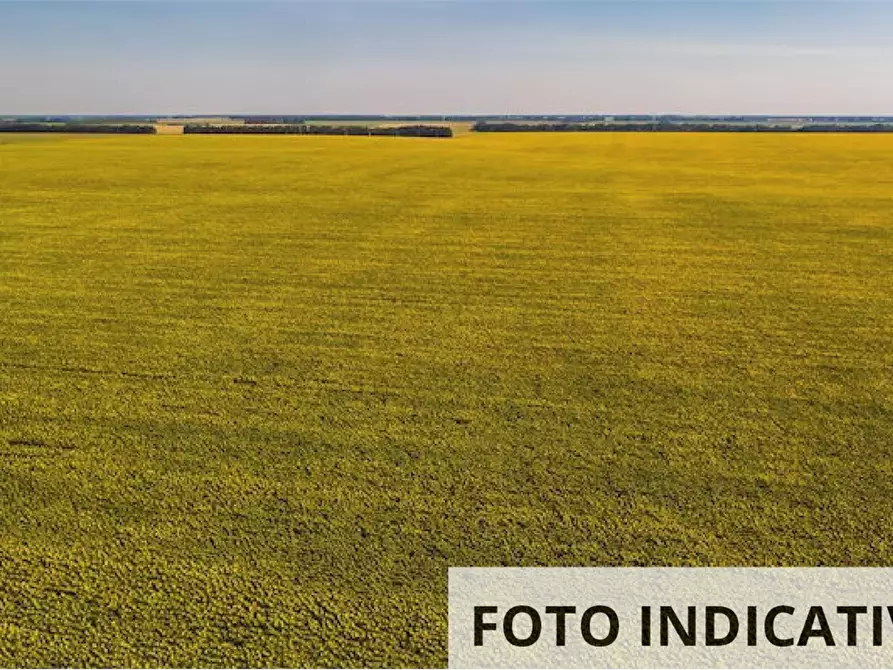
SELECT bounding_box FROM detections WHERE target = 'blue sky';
[1,1,892,115]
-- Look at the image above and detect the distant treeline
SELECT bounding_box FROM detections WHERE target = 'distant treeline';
[4,116,72,123]
[473,121,893,133]
[3,116,156,124]
[183,124,453,137]
[239,116,307,125]
[0,123,156,134]
[795,124,893,133]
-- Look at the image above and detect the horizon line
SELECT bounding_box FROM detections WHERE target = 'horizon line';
[5,112,893,118]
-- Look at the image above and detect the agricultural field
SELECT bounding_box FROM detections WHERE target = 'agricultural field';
[1,132,892,666]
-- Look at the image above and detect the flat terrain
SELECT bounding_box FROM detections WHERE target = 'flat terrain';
[1,132,892,666]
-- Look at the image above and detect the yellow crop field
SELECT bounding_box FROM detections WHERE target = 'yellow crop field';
[1,132,892,666]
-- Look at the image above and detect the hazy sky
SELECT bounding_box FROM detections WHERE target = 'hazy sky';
[2,1,893,115]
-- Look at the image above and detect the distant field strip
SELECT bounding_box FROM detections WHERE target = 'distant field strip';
[1,133,892,666]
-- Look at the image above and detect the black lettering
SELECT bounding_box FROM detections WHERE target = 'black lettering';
[876,606,893,646]
[642,606,651,646]
[660,606,696,646]
[581,606,619,647]
[503,605,542,647]
[545,606,576,647]
[765,605,795,647]
[798,606,835,646]
[705,606,739,646]
[747,606,757,646]
[837,607,867,647]
[474,606,498,646]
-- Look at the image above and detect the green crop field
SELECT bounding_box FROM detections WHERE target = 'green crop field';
[1,132,892,666]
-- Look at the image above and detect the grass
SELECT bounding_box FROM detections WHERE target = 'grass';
[1,132,892,666]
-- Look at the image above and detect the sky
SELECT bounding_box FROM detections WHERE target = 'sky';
[1,1,892,116]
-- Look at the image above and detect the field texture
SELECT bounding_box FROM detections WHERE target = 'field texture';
[1,132,892,666]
